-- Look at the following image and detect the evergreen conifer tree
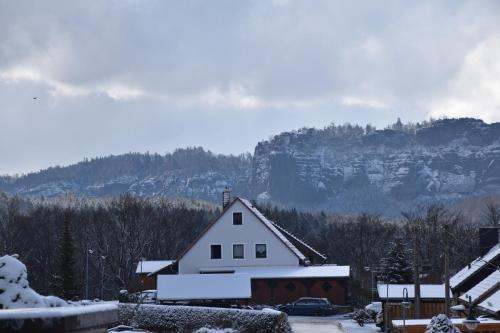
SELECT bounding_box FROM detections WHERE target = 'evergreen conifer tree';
[53,216,80,300]
[378,238,413,283]
[425,314,460,333]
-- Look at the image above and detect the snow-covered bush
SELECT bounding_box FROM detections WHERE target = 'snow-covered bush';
[0,255,67,309]
[118,303,291,333]
[195,328,237,333]
[425,314,460,333]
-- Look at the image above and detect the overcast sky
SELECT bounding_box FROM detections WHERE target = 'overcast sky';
[1,1,500,175]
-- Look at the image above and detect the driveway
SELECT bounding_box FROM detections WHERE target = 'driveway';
[288,316,380,333]
[288,316,344,333]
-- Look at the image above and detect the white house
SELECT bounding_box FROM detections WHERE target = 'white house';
[139,193,350,305]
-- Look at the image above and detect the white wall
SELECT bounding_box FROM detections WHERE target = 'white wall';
[178,200,299,274]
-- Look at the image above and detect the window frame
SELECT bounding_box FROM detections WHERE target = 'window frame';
[210,244,222,259]
[232,212,243,225]
[255,243,267,259]
[232,243,244,259]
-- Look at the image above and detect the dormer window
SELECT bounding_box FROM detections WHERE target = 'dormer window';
[233,212,242,225]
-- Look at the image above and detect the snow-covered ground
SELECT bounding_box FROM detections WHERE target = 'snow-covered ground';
[287,316,379,333]
[339,319,379,333]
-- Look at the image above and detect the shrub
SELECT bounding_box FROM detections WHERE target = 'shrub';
[118,303,291,333]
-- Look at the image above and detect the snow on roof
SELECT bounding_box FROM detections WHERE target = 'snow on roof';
[460,270,500,304]
[199,265,350,279]
[271,221,327,261]
[135,260,174,274]
[392,317,500,327]
[238,198,307,262]
[157,273,251,300]
[377,284,451,300]
[479,289,500,314]
[450,243,500,290]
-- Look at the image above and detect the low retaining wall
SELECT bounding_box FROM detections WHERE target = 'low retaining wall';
[0,303,119,333]
[392,318,500,333]
[119,303,292,333]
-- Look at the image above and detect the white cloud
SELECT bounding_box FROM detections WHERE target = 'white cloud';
[199,85,263,109]
[1,1,500,174]
[341,96,388,109]
[104,85,145,100]
[0,66,147,100]
[430,36,500,122]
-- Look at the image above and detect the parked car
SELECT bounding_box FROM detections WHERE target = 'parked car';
[129,290,157,304]
[365,301,382,318]
[277,297,336,316]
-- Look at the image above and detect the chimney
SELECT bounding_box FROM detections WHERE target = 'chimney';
[222,187,231,209]
[479,226,500,256]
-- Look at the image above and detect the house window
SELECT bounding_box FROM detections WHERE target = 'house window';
[233,244,244,259]
[233,212,242,225]
[210,244,222,259]
[255,244,267,258]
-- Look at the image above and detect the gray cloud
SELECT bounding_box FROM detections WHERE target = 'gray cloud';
[1,0,500,174]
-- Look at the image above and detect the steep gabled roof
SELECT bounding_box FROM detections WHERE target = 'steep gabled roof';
[237,198,308,262]
[176,197,316,264]
[460,270,500,304]
[136,260,174,274]
[450,243,500,291]
[479,289,500,315]
[270,221,327,263]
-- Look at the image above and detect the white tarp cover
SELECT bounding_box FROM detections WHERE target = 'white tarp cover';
[157,273,251,300]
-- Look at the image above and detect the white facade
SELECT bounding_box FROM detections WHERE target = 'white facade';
[178,199,300,274]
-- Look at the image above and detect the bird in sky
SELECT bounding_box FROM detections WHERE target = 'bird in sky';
[33,97,38,100]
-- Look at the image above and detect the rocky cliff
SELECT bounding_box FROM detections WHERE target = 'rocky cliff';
[2,118,500,216]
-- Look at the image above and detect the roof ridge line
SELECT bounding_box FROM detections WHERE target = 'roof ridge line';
[271,221,327,259]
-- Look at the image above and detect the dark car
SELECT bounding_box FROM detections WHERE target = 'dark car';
[277,297,336,316]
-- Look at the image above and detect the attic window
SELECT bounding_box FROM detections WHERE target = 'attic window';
[210,244,222,259]
[255,244,267,258]
[233,212,243,225]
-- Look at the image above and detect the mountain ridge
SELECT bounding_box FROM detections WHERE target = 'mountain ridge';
[2,117,500,216]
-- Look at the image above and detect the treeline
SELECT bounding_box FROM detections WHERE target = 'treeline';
[1,147,252,188]
[0,193,484,302]
[257,204,479,282]
[0,193,219,300]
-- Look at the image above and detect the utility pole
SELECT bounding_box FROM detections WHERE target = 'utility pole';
[85,246,89,300]
[100,256,105,300]
[413,221,421,319]
[444,224,451,317]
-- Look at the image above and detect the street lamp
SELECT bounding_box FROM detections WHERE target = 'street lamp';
[401,287,411,333]
[463,296,480,332]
